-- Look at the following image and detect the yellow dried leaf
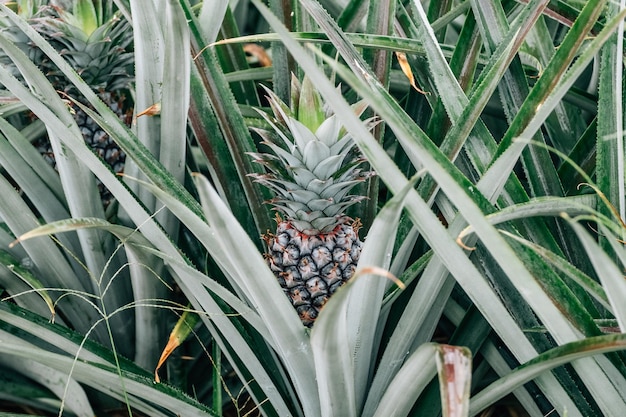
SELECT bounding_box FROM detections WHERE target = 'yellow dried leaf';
[395,51,427,95]
[136,102,161,118]
[243,43,273,67]
[154,309,200,383]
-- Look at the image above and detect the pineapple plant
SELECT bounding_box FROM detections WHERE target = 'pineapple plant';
[1,0,133,207]
[249,75,375,327]
[2,0,626,416]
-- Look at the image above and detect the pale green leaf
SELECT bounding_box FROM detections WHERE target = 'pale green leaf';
[470,334,626,415]
[0,330,94,417]
[371,343,438,417]
[310,174,417,416]
[567,219,626,331]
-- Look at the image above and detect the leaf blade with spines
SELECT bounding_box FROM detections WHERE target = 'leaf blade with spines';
[251,1,626,415]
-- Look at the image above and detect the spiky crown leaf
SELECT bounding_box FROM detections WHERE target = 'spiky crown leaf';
[249,75,375,234]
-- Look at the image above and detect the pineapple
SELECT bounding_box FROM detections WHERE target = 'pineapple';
[1,0,134,207]
[249,75,375,327]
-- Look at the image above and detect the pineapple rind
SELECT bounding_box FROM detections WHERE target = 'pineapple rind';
[266,220,362,326]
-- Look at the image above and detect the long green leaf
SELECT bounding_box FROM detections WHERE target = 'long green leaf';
[567,219,626,330]
[501,230,609,310]
[251,2,626,414]
[0,339,216,416]
[192,173,317,416]
[0,11,136,350]
[597,2,626,232]
[157,0,190,236]
[371,343,439,417]
[456,195,597,244]
[12,217,269,339]
[115,173,306,415]
[182,0,272,237]
[310,175,416,416]
[0,330,94,417]
[125,0,163,211]
[470,334,626,415]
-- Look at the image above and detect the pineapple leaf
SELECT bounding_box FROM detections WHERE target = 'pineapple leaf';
[568,220,626,331]
[597,4,626,234]
[493,0,609,160]
[302,139,331,170]
[371,343,439,417]
[254,132,301,168]
[470,334,626,415]
[120,172,315,416]
[297,75,326,132]
[456,195,598,245]
[311,154,345,179]
[11,215,266,333]
[2,0,626,415]
[315,114,342,148]
[479,7,626,199]
[0,117,67,217]
[155,0,190,237]
[192,173,319,416]
[0,329,95,417]
[184,0,273,236]
[285,116,321,158]
[311,172,417,414]
[197,0,229,45]
[0,250,55,320]
[253,1,626,413]
[502,231,610,311]
[0,338,218,416]
[290,166,318,186]
[71,0,99,36]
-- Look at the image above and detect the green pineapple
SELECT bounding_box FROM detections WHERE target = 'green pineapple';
[2,0,133,207]
[249,75,374,327]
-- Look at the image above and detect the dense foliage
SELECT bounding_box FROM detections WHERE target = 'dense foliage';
[0,1,625,416]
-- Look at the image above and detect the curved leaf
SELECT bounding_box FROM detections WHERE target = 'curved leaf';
[471,334,626,415]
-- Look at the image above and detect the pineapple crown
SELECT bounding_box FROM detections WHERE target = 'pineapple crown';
[3,0,44,18]
[28,1,134,93]
[249,75,376,235]
[0,1,49,74]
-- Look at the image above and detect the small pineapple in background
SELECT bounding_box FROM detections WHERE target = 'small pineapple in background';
[0,1,47,67]
[1,0,134,207]
[249,75,375,327]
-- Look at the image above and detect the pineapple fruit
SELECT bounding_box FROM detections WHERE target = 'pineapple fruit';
[1,0,133,207]
[249,75,374,327]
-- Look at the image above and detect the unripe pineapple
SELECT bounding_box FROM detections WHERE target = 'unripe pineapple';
[249,75,375,327]
[0,0,133,207]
